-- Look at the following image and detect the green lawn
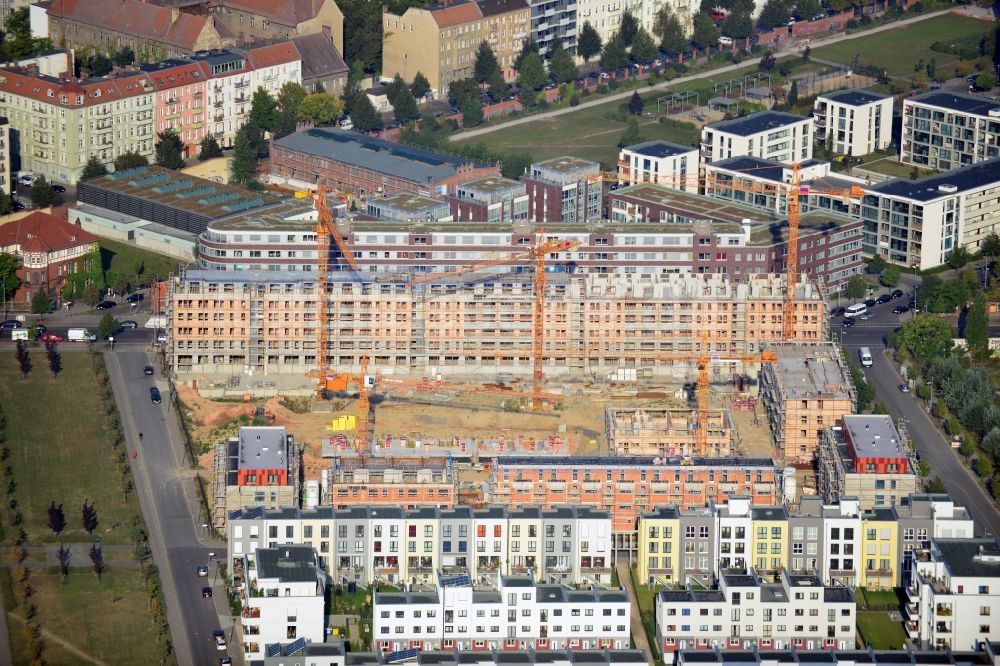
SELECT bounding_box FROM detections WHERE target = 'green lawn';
[0,353,140,545]
[99,238,183,284]
[856,587,903,610]
[812,14,993,77]
[859,158,936,179]
[857,611,907,648]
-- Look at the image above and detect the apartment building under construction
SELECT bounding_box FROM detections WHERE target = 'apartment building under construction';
[168,270,827,377]
[324,455,456,508]
[605,407,736,457]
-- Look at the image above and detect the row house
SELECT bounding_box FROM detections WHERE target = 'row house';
[225,504,613,588]
[636,494,974,591]
[675,643,1000,666]
[373,575,630,653]
[655,570,856,657]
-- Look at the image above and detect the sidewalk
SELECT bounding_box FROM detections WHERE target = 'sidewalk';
[616,559,654,665]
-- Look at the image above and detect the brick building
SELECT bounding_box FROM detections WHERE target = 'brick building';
[270,128,500,197]
[522,156,601,224]
[449,175,529,224]
[0,211,98,310]
[605,407,737,457]
[325,455,457,509]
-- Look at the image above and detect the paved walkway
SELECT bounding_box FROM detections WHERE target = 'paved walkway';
[453,9,953,142]
[616,559,654,665]
[6,611,107,665]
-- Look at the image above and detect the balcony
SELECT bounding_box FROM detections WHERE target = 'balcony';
[234,80,250,88]
[242,606,261,618]
[934,604,953,617]
[905,620,919,638]
[376,565,399,574]
[935,622,952,633]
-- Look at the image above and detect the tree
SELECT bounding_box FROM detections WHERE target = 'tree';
[691,12,721,50]
[89,543,103,582]
[30,290,51,316]
[299,93,343,126]
[198,135,222,161]
[757,0,790,29]
[448,78,481,107]
[57,544,70,584]
[272,108,298,139]
[977,455,995,479]
[97,314,119,340]
[654,7,688,56]
[113,151,148,171]
[795,0,821,20]
[514,39,540,73]
[620,10,639,47]
[759,51,777,72]
[977,72,997,90]
[600,32,628,70]
[349,93,381,132]
[721,9,754,39]
[45,341,60,378]
[249,87,277,133]
[81,282,101,307]
[46,502,65,535]
[474,42,500,84]
[391,86,419,123]
[947,245,972,269]
[81,500,98,535]
[966,294,990,363]
[881,264,901,287]
[927,477,947,494]
[517,52,547,106]
[897,313,955,365]
[1,7,51,59]
[845,275,867,299]
[867,253,887,274]
[630,28,658,63]
[578,21,603,62]
[230,127,258,185]
[460,94,484,127]
[0,193,11,216]
[549,40,578,84]
[618,116,643,148]
[15,340,30,378]
[385,74,409,109]
[341,76,363,117]
[487,68,507,102]
[0,254,20,302]
[154,129,185,169]
[80,156,108,180]
[29,175,58,209]
[410,72,431,101]
[276,81,307,117]
[787,80,798,106]
[628,91,644,115]
[981,233,1000,260]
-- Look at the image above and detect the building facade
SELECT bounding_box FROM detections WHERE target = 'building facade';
[617,140,699,191]
[366,192,453,222]
[143,59,207,159]
[209,0,345,55]
[901,92,1000,170]
[606,407,737,458]
[701,111,814,164]
[813,89,892,157]
[324,455,457,510]
[212,426,300,530]
[522,156,601,225]
[0,117,9,195]
[449,175,529,224]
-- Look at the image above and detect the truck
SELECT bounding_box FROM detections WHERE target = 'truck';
[67,328,97,342]
[145,316,167,329]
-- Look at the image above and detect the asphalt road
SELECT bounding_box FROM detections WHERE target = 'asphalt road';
[835,294,1000,537]
[106,350,231,666]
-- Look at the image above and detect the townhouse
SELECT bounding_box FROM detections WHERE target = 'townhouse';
[373,574,631,652]
[674,643,1000,666]
[901,92,1000,170]
[813,89,893,157]
[522,156,602,224]
[225,504,613,587]
[617,140,699,191]
[655,570,855,657]
[701,111,814,164]
[141,59,208,159]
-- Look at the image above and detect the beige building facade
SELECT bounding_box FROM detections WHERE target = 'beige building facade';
[209,0,345,56]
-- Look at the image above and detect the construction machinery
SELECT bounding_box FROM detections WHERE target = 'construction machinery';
[591,164,864,340]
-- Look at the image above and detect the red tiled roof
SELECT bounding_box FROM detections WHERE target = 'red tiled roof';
[0,68,153,108]
[142,61,205,91]
[220,0,328,26]
[246,42,301,70]
[0,212,99,254]
[48,0,219,50]
[430,1,482,27]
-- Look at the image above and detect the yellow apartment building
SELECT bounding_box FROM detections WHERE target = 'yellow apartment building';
[860,508,899,590]
[637,507,681,586]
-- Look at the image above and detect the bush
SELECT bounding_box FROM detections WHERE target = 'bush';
[845,18,858,29]
[932,401,948,418]
[569,94,581,106]
[859,14,871,25]
[596,84,609,94]
[945,416,962,436]
[916,384,932,400]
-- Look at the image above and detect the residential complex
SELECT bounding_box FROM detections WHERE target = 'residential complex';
[674,643,1000,666]
[381,0,530,95]
[901,92,1000,170]
[905,539,1000,650]
[655,570,856,655]
[605,407,737,457]
[617,140,699,191]
[760,342,856,462]
[523,156,602,225]
[449,175,530,224]
[701,111,814,164]
[818,415,919,510]
[366,191,453,223]
[528,0,578,56]
[373,575,630,652]
[167,270,827,377]
[860,158,1000,269]
[226,504,612,587]
[489,456,782,549]
[238,545,326,660]
[813,89,893,156]
[270,128,501,197]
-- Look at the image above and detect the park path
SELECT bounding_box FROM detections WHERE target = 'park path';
[616,559,654,665]
[453,8,954,141]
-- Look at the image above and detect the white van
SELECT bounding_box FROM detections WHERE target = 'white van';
[845,302,867,318]
[718,36,734,46]
[67,328,97,342]
[859,347,873,367]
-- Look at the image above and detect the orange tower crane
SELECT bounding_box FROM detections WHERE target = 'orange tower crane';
[411,232,580,411]
[591,165,865,340]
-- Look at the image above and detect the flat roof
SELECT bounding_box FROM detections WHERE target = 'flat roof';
[868,157,1000,201]
[458,175,524,193]
[496,455,776,468]
[706,110,811,137]
[934,539,1000,578]
[843,415,907,459]
[531,155,600,175]
[208,199,315,232]
[275,128,485,185]
[369,191,449,213]
[254,545,319,583]
[820,88,891,107]
[909,91,1000,116]
[237,426,289,471]
[622,140,697,159]
[765,342,853,400]
[613,183,777,225]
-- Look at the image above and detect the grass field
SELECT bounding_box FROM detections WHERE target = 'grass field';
[99,238,184,283]
[0,353,139,545]
[857,611,907,649]
[860,158,936,179]
[812,14,994,77]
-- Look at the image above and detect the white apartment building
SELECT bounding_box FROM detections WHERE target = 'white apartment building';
[240,545,326,660]
[821,499,861,588]
[905,539,1000,650]
[901,92,1000,170]
[373,574,631,652]
[617,139,698,191]
[860,158,1000,269]
[0,118,9,195]
[655,570,856,658]
[701,111,814,164]
[192,50,255,149]
[813,89,892,156]
[247,43,302,98]
[226,505,613,588]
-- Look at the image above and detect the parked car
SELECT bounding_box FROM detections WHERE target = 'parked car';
[859,311,877,320]
[119,320,138,329]
[143,365,155,376]
[0,320,21,329]
[213,630,227,651]
[899,384,910,393]
[125,293,144,303]
[220,657,232,666]
[150,387,161,405]
[17,173,36,187]
[876,293,893,304]
[197,565,208,577]
[864,298,877,308]
[893,304,910,314]
[96,300,116,310]
[51,184,66,193]
[891,289,904,299]
[39,332,63,343]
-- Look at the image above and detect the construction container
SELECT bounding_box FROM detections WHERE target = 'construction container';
[305,480,320,508]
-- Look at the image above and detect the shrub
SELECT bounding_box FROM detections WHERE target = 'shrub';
[845,18,858,29]
[569,94,581,106]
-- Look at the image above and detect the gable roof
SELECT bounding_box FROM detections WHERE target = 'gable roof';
[429,0,482,27]
[291,33,347,82]
[0,212,99,253]
[0,67,153,109]
[246,42,301,70]
[47,0,223,50]
[219,0,328,26]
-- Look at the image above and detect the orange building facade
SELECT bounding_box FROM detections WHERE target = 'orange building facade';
[325,456,456,509]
